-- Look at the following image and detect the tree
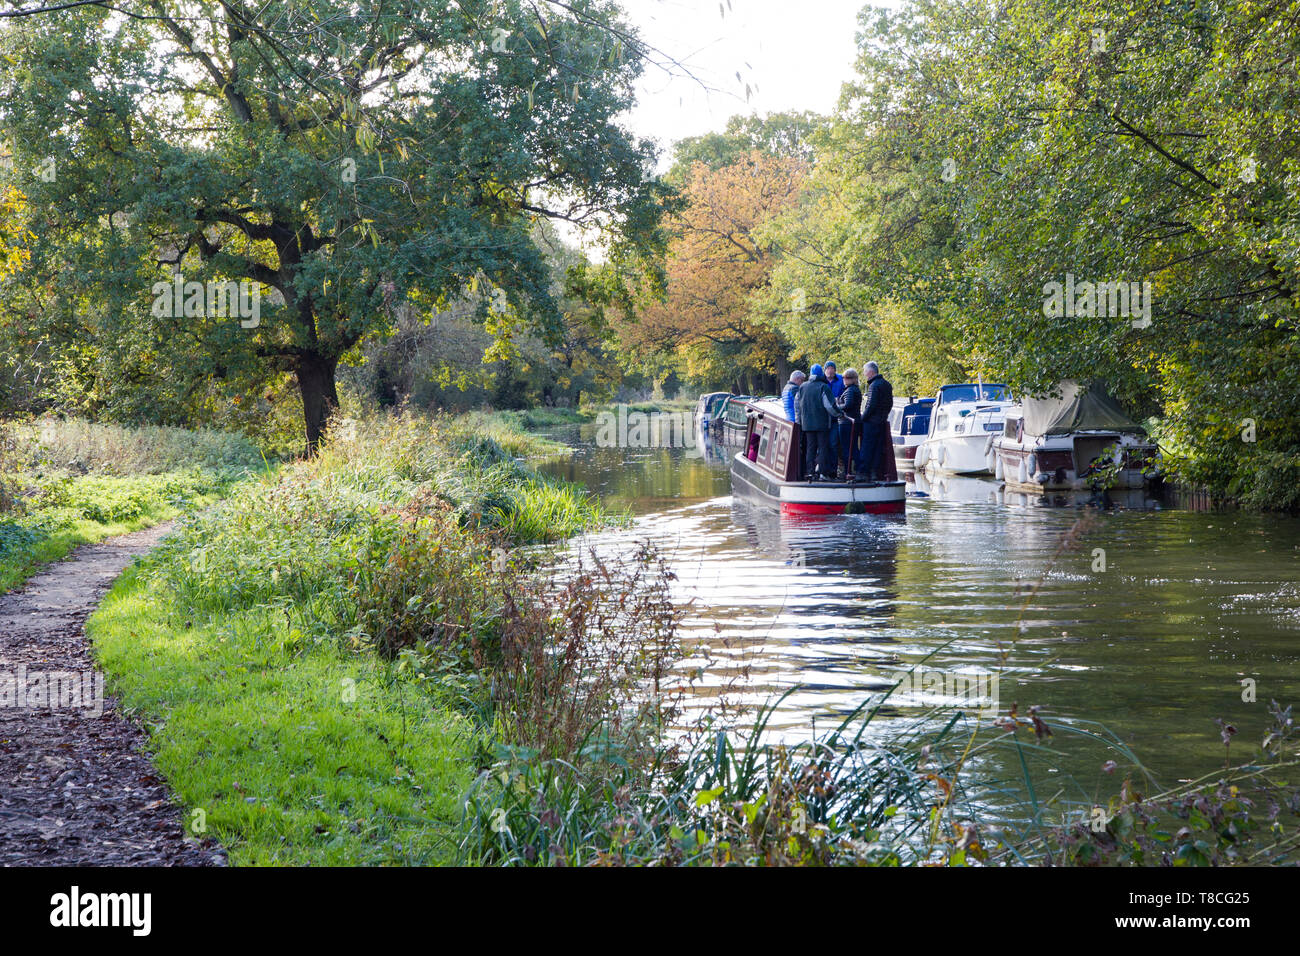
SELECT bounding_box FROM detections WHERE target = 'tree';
[616,151,805,394]
[762,0,1300,506]
[0,0,670,450]
[667,110,825,184]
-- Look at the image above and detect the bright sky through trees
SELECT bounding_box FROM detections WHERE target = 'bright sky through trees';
[617,0,874,167]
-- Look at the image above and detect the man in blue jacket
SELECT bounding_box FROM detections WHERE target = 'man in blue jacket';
[781,370,806,423]
[797,364,839,481]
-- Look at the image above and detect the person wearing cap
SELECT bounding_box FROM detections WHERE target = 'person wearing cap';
[781,370,806,423]
[797,363,839,481]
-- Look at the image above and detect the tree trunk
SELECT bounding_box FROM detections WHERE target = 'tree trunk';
[297,351,340,456]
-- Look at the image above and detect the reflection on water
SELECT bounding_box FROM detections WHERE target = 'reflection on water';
[539,427,1300,788]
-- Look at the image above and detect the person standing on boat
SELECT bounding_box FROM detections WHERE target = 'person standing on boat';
[837,368,864,479]
[781,370,806,423]
[856,361,894,480]
[797,364,838,481]
[824,361,845,470]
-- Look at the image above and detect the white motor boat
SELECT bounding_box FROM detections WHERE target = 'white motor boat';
[914,383,1015,476]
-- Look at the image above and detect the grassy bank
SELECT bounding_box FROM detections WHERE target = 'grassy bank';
[0,419,265,593]
[86,410,630,865]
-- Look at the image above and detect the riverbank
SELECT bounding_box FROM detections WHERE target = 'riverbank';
[85,410,634,864]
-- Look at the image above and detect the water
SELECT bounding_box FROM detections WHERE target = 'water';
[538,423,1300,796]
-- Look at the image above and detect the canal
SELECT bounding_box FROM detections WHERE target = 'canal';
[539,421,1300,804]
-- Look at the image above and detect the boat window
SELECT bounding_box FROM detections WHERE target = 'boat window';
[902,411,930,435]
[939,384,1011,404]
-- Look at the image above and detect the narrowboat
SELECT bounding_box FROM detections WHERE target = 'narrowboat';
[729,399,906,515]
[990,381,1160,491]
[693,391,733,434]
[915,382,1015,475]
[889,396,935,470]
[718,394,755,445]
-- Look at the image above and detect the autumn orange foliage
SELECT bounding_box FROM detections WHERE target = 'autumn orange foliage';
[618,151,805,388]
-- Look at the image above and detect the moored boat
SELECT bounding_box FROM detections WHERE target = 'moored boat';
[889,395,935,470]
[719,394,755,445]
[915,383,1015,475]
[990,380,1160,491]
[729,399,906,515]
[693,391,732,434]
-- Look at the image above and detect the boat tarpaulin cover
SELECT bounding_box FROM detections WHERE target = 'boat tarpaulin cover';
[1021,380,1146,436]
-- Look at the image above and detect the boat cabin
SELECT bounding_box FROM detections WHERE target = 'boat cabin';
[890,396,934,439]
[740,399,800,481]
[695,391,732,425]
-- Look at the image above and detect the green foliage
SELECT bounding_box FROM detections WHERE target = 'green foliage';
[753,0,1300,507]
[0,0,671,446]
[0,468,236,593]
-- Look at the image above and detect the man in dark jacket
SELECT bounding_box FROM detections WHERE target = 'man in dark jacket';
[797,364,839,480]
[823,361,844,469]
[856,361,894,480]
[836,368,864,478]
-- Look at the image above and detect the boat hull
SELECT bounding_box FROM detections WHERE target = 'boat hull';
[990,431,1160,491]
[730,453,905,515]
[919,434,995,475]
[894,441,921,469]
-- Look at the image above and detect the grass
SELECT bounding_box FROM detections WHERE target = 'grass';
[12,416,266,474]
[84,408,626,865]
[0,416,268,593]
[90,562,481,865]
[0,470,244,593]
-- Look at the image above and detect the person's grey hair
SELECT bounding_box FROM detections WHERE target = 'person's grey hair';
[789,370,806,383]
[865,361,879,375]
[843,367,858,380]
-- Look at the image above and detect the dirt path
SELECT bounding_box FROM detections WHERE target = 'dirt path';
[0,523,224,866]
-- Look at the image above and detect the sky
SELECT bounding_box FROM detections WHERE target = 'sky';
[614,0,872,169]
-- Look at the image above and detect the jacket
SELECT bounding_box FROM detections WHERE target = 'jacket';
[861,375,894,425]
[838,383,863,422]
[797,374,837,432]
[781,382,800,423]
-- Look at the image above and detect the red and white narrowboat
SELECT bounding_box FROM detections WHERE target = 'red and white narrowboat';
[729,399,906,515]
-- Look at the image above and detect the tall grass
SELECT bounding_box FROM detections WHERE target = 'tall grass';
[13,416,266,475]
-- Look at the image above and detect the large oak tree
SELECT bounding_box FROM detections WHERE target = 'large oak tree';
[0,0,668,449]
